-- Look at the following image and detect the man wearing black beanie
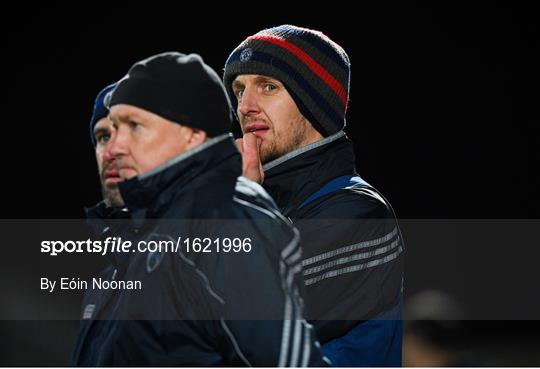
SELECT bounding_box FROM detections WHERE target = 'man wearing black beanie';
[72,52,327,367]
[224,26,404,366]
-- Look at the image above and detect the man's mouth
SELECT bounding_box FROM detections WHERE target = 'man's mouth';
[244,123,270,136]
[104,170,122,185]
[104,165,138,184]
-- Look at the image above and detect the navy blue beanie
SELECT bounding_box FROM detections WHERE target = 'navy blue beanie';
[89,83,116,145]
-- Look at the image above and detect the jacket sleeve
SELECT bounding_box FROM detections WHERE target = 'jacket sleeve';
[205,216,330,367]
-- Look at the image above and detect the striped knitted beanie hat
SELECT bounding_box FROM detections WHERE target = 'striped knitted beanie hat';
[223,24,350,137]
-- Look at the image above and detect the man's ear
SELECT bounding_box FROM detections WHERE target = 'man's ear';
[186,128,207,150]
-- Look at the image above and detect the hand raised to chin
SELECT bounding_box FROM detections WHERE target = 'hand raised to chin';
[235,132,264,184]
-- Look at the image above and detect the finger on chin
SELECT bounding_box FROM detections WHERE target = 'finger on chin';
[235,138,244,153]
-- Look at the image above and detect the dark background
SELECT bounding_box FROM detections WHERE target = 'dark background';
[2,2,539,366]
[4,2,537,219]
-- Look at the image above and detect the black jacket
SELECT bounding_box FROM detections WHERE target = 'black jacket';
[262,131,404,345]
[72,135,327,367]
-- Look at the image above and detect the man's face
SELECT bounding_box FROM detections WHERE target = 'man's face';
[232,74,322,163]
[93,105,195,207]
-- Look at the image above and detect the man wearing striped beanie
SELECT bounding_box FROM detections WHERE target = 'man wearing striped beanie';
[224,25,404,367]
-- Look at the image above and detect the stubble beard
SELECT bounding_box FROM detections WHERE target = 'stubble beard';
[260,116,313,164]
[101,182,125,208]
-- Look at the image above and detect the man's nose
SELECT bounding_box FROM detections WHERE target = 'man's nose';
[238,87,260,117]
[103,126,129,161]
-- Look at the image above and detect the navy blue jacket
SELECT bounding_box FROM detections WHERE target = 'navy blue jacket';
[72,135,328,366]
[262,131,404,366]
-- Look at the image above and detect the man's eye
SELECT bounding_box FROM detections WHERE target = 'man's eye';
[129,121,140,129]
[263,84,277,92]
[96,133,111,144]
[235,89,244,99]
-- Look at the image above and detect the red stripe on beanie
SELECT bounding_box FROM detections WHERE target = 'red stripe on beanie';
[248,34,348,108]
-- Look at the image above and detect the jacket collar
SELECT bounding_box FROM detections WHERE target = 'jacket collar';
[85,134,240,270]
[85,133,239,220]
[118,133,239,216]
[262,131,357,214]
